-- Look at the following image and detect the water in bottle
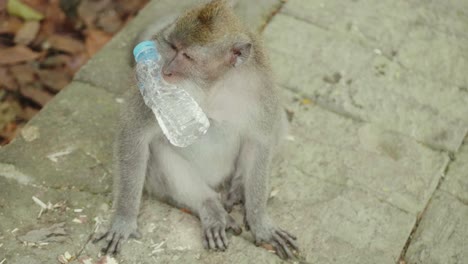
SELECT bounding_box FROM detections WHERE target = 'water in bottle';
[133,41,210,147]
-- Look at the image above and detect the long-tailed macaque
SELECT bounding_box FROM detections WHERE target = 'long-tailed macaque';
[95,0,298,259]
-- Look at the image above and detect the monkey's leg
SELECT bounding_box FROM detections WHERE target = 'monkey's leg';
[240,140,299,259]
[154,146,242,251]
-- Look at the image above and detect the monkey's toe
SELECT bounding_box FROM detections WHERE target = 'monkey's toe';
[203,225,228,251]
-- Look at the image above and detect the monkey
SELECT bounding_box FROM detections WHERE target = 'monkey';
[94,0,298,259]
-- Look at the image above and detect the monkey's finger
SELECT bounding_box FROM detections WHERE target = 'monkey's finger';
[273,233,294,259]
[93,232,108,244]
[213,227,225,251]
[202,233,209,249]
[112,239,123,255]
[279,228,297,240]
[220,228,229,248]
[102,234,117,254]
[270,240,287,260]
[205,229,216,249]
[108,235,121,255]
[276,230,299,250]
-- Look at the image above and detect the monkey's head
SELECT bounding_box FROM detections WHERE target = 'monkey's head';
[155,0,253,87]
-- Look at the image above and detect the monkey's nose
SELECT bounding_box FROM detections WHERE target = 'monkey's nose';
[162,67,173,77]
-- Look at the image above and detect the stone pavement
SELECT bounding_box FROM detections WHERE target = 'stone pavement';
[0,0,467,263]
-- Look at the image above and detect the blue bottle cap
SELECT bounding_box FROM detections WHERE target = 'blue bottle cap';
[133,41,158,61]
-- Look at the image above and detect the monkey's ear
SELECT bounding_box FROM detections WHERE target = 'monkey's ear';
[230,42,252,67]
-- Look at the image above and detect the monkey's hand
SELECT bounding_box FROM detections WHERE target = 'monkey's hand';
[250,219,299,259]
[93,217,141,255]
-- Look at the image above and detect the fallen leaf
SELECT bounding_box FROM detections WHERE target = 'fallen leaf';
[180,208,192,214]
[77,0,112,27]
[20,84,53,106]
[0,16,23,34]
[10,63,37,86]
[0,45,41,65]
[48,35,85,54]
[18,106,39,120]
[85,29,112,56]
[300,98,312,105]
[18,222,67,244]
[65,52,88,74]
[0,122,20,144]
[97,9,122,33]
[7,0,44,21]
[14,21,40,45]
[259,243,275,252]
[40,54,71,68]
[0,101,21,130]
[0,67,18,91]
[37,69,70,92]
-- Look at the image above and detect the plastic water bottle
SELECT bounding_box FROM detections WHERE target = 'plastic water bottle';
[133,41,210,147]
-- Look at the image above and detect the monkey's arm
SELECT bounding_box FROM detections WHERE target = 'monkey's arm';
[241,138,299,259]
[95,89,158,254]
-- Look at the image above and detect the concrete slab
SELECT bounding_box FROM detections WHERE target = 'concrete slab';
[441,136,468,206]
[396,24,468,89]
[0,177,107,264]
[0,82,120,194]
[282,0,417,57]
[264,13,468,152]
[405,191,468,264]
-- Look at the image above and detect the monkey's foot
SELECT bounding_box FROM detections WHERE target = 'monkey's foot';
[93,218,141,255]
[200,199,242,251]
[252,224,299,259]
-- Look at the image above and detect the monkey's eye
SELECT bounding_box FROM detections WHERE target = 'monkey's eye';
[183,52,193,61]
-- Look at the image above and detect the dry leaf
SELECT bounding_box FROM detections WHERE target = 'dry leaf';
[85,29,112,56]
[0,67,18,91]
[20,85,53,106]
[0,101,21,130]
[0,45,40,65]
[97,9,122,33]
[7,0,44,21]
[0,122,20,144]
[180,208,192,214]
[65,52,88,74]
[0,16,23,34]
[37,69,70,92]
[18,106,39,120]
[14,21,40,45]
[40,54,71,67]
[10,63,37,86]
[48,35,85,54]
[77,0,112,27]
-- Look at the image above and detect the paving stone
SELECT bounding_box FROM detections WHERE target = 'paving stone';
[264,13,468,152]
[405,191,468,264]
[396,24,468,89]
[282,0,418,56]
[0,176,106,264]
[0,82,120,194]
[441,136,468,204]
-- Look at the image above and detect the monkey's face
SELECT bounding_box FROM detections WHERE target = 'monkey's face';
[156,35,233,87]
